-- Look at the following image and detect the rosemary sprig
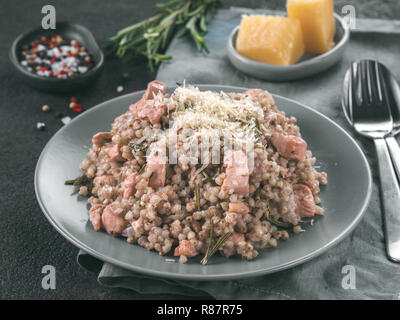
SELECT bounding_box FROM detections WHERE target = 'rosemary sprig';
[201,231,232,265]
[109,0,221,71]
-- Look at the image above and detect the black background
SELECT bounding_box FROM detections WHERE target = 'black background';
[1,0,399,300]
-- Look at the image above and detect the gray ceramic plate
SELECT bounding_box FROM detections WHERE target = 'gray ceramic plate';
[227,14,350,81]
[35,85,371,281]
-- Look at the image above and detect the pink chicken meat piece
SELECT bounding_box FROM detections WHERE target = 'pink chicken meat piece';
[147,153,166,189]
[89,204,104,231]
[122,173,137,199]
[137,100,167,125]
[129,80,168,124]
[293,184,315,217]
[221,150,249,196]
[174,240,198,257]
[271,133,307,161]
[142,80,168,100]
[92,132,112,147]
[101,205,127,236]
[228,202,250,215]
[108,144,124,162]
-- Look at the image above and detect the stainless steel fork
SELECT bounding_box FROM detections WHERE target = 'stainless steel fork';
[380,64,400,182]
[342,59,400,262]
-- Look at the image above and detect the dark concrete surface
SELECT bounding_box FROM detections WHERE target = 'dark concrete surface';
[0,0,399,300]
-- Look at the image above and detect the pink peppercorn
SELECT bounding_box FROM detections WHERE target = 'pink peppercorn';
[72,103,82,113]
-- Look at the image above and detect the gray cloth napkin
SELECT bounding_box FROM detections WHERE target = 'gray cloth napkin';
[78,8,400,300]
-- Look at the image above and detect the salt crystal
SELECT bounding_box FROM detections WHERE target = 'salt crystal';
[36,122,46,130]
[78,66,88,74]
[21,61,28,66]
[52,48,61,58]
[64,57,76,66]
[60,45,72,53]
[117,86,124,93]
[61,116,71,125]
[38,70,50,77]
[51,61,62,73]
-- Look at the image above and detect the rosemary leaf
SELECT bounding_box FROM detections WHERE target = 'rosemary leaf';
[128,142,148,153]
[264,209,307,229]
[254,118,261,141]
[138,163,147,175]
[64,175,87,186]
[87,179,94,196]
[264,210,293,229]
[195,183,201,211]
[65,175,93,197]
[201,219,214,264]
[201,231,232,265]
[202,171,218,186]
[254,186,261,200]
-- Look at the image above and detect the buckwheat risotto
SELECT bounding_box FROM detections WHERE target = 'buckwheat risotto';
[68,81,327,264]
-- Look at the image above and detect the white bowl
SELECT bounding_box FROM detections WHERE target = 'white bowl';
[226,14,350,81]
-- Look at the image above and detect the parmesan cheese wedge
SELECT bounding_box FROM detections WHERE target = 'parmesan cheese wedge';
[236,15,305,66]
[287,0,335,54]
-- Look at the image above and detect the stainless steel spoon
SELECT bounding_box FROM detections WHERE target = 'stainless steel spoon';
[342,59,400,262]
[344,62,400,181]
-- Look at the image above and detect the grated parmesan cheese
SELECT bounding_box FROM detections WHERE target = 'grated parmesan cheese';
[148,85,266,156]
